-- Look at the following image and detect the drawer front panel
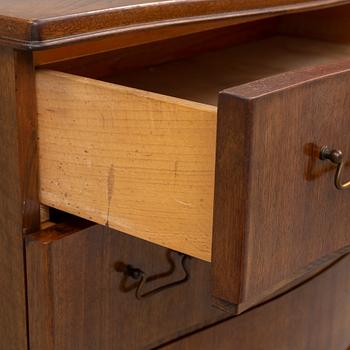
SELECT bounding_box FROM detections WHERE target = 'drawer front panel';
[213,61,350,304]
[25,223,227,350]
[162,254,350,350]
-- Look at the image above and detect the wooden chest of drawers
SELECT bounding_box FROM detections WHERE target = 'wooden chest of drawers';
[1,1,350,349]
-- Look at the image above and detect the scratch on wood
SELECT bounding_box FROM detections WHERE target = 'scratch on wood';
[174,160,179,178]
[175,199,193,208]
[106,164,115,227]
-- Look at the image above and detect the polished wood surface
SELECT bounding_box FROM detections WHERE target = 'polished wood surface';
[162,254,350,350]
[215,244,350,314]
[32,2,350,66]
[0,0,349,49]
[25,223,228,350]
[0,3,349,349]
[2,0,343,18]
[33,17,279,67]
[37,36,350,264]
[213,60,350,304]
[36,70,216,261]
[0,48,39,350]
[36,18,279,71]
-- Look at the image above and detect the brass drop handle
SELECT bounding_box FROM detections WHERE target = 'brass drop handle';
[320,146,350,190]
[116,252,189,300]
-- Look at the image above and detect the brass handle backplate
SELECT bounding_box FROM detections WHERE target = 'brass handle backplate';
[320,146,350,190]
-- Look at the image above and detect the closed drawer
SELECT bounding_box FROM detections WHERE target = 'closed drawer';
[161,254,350,350]
[36,32,350,305]
[25,221,227,350]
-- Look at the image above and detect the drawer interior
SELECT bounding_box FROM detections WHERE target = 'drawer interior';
[104,35,350,106]
[36,7,350,264]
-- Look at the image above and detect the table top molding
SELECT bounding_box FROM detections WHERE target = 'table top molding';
[1,0,349,50]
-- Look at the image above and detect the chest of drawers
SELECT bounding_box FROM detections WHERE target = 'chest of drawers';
[1,1,350,349]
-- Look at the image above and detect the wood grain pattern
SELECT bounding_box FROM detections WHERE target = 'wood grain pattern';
[0,47,39,350]
[162,254,350,350]
[37,36,350,264]
[25,223,228,350]
[0,0,349,49]
[36,18,279,74]
[36,70,217,261]
[213,60,350,304]
[214,243,350,314]
[33,1,350,65]
[33,17,279,67]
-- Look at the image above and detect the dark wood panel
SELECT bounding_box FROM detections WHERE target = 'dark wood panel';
[0,0,348,49]
[0,47,39,350]
[0,0,335,18]
[25,224,228,350]
[214,244,350,314]
[33,2,350,70]
[162,254,350,350]
[38,18,279,76]
[33,17,278,66]
[279,3,350,42]
[213,61,350,304]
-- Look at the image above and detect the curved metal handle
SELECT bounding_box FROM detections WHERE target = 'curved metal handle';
[117,252,189,300]
[320,146,350,190]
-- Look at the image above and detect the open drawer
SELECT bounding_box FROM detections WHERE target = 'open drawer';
[36,34,350,305]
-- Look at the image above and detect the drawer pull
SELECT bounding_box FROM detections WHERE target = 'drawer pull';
[320,146,350,190]
[116,252,189,299]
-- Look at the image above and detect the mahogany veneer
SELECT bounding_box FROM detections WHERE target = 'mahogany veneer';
[1,1,350,349]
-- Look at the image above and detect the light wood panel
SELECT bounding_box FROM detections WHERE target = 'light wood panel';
[37,70,216,261]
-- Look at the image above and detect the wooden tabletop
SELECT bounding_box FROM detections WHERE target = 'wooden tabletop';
[0,0,349,50]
